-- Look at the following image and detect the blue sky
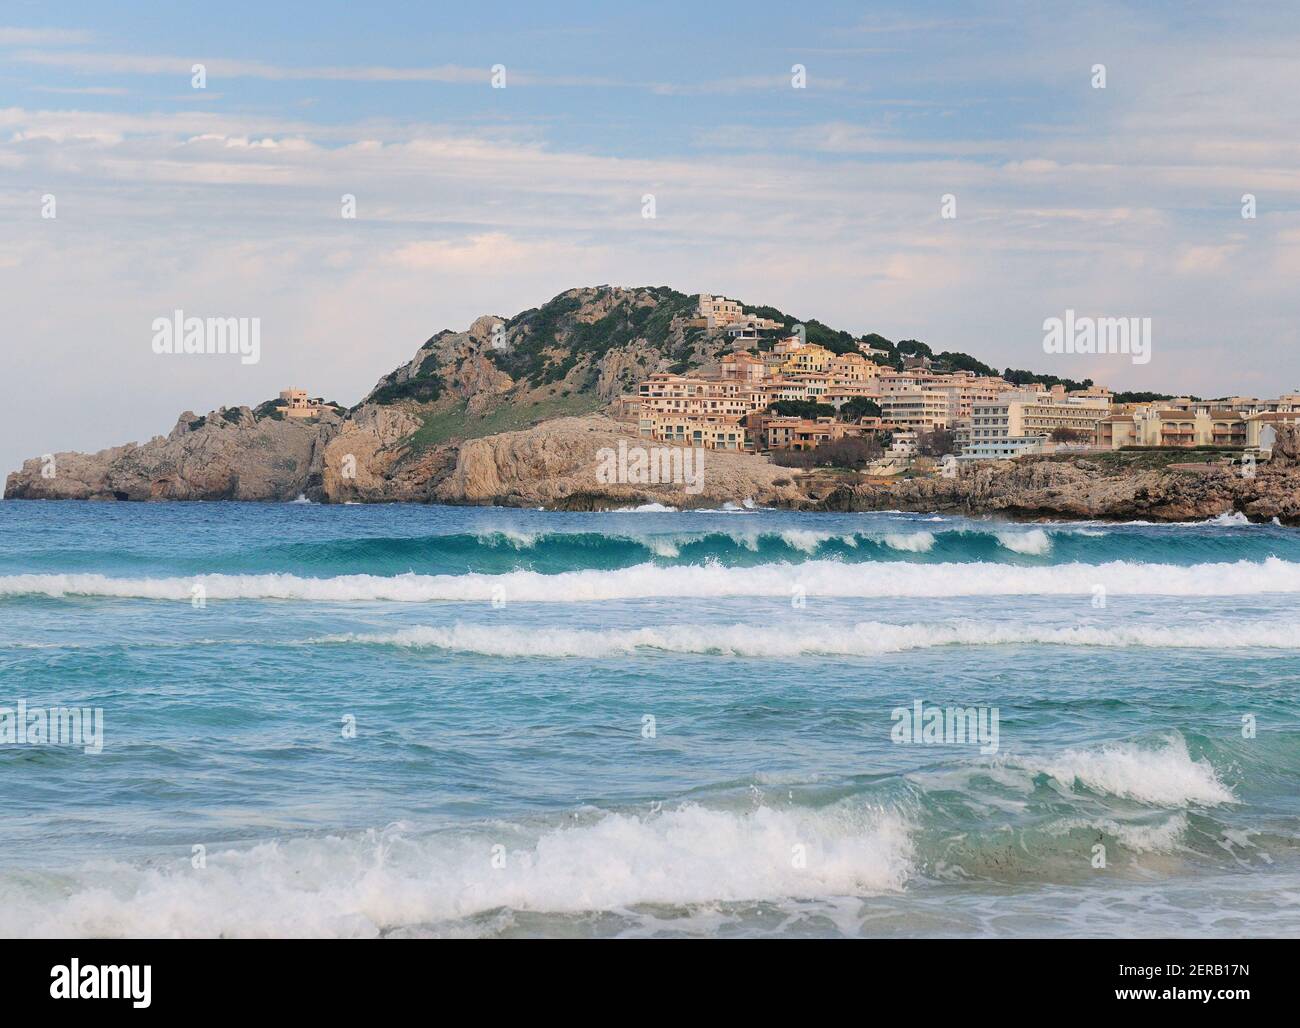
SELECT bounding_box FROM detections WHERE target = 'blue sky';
[2,1,1299,474]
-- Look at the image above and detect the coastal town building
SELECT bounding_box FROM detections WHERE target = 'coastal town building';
[878,391,950,431]
[1244,411,1300,454]
[276,388,325,418]
[747,414,887,452]
[640,414,747,451]
[623,311,1300,465]
[690,294,783,333]
[1095,408,1246,449]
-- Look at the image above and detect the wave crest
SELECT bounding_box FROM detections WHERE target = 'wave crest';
[5,557,1300,603]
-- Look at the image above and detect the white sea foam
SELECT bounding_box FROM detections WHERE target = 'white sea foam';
[612,503,678,513]
[1205,511,1251,527]
[0,803,913,938]
[1046,813,1189,854]
[881,532,935,553]
[780,529,832,554]
[478,529,538,549]
[994,528,1053,555]
[320,618,1300,657]
[6,556,1300,603]
[1016,735,1234,807]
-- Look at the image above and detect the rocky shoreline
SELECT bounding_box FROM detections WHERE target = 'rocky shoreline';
[8,410,1300,524]
[8,284,1300,524]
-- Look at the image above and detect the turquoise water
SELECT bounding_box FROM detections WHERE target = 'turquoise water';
[1,500,1298,937]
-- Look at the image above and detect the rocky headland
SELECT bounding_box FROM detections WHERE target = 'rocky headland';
[8,284,1300,523]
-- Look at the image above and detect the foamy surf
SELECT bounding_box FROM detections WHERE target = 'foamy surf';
[1012,735,1235,807]
[6,556,1300,602]
[881,531,935,552]
[994,528,1053,555]
[0,802,913,939]
[317,618,1300,657]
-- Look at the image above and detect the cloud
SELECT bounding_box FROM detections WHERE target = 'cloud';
[0,27,92,45]
[9,50,490,83]
[26,85,129,96]
[4,2,1300,476]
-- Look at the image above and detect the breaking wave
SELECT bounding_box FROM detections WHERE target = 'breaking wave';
[1010,734,1236,807]
[319,618,1300,657]
[5,556,1300,603]
[0,802,913,938]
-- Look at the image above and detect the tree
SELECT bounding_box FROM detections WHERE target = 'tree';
[770,436,881,470]
[1003,368,1094,392]
[916,427,956,457]
[768,400,837,419]
[1050,426,1093,443]
[814,436,881,467]
[838,396,882,421]
[935,351,999,377]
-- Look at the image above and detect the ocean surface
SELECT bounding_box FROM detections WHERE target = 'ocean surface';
[1,499,1298,938]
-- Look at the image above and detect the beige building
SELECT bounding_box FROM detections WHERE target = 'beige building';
[1096,407,1246,449]
[879,391,950,430]
[966,391,1110,454]
[717,352,767,384]
[753,415,885,452]
[691,294,783,335]
[1245,411,1300,453]
[639,414,747,451]
[277,388,323,418]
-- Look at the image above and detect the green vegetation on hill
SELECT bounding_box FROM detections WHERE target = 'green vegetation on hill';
[493,287,696,387]
[405,393,603,454]
[935,351,999,377]
[1003,367,1095,392]
[1112,391,1178,404]
[369,350,445,406]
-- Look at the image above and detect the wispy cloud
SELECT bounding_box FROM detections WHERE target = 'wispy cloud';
[9,50,490,83]
[26,85,129,96]
[0,26,93,45]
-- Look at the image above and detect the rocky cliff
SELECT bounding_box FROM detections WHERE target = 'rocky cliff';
[434,415,806,509]
[816,435,1300,525]
[4,407,340,502]
[6,285,806,505]
[8,284,1300,522]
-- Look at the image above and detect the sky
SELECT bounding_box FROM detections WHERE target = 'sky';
[2,0,1299,476]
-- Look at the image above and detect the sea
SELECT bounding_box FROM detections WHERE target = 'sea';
[0,499,1297,938]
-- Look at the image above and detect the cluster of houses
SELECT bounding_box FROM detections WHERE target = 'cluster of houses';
[618,295,1300,463]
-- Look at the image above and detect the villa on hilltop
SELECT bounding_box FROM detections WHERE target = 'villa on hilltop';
[276,388,327,419]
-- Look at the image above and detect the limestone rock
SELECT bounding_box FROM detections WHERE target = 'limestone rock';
[434,415,806,509]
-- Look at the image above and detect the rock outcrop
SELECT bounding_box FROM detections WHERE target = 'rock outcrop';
[8,285,1300,523]
[5,407,339,502]
[434,415,806,508]
[816,437,1300,525]
[6,285,767,506]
